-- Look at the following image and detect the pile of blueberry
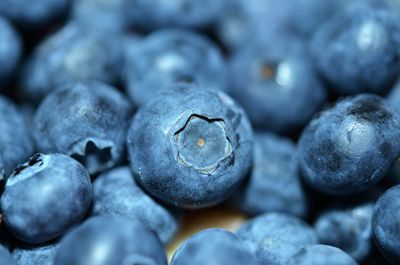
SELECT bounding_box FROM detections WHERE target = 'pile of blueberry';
[1,0,400,265]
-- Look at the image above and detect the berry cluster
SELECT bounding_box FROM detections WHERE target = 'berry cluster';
[1,1,400,265]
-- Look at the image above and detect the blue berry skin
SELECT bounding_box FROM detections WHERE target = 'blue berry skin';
[298,94,400,195]
[314,203,373,262]
[20,23,123,103]
[229,36,326,132]
[33,82,132,175]
[0,0,68,28]
[215,0,351,51]
[12,243,58,265]
[71,0,136,33]
[0,153,92,244]
[124,29,228,107]
[285,244,358,265]
[131,0,223,29]
[92,166,180,245]
[311,2,400,95]
[0,16,22,85]
[0,96,34,178]
[387,80,400,115]
[127,84,253,208]
[372,185,400,265]
[215,0,244,50]
[55,215,167,265]
[290,0,347,36]
[236,212,318,265]
[121,33,142,74]
[171,228,258,265]
[389,0,400,12]
[0,245,15,265]
[216,0,294,51]
[230,132,308,218]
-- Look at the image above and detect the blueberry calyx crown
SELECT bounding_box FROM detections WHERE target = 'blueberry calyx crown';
[70,139,114,174]
[7,153,48,187]
[174,114,233,174]
[11,153,44,177]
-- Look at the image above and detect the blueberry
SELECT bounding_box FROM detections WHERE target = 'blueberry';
[229,35,326,132]
[215,0,245,50]
[124,29,228,107]
[71,0,136,33]
[12,243,58,265]
[230,132,308,218]
[284,244,358,265]
[0,0,68,29]
[311,1,400,95]
[0,245,15,265]
[55,215,167,265]
[0,15,22,85]
[314,203,373,262]
[216,0,294,51]
[372,185,400,265]
[171,228,258,265]
[290,0,348,36]
[236,212,318,265]
[298,94,400,195]
[121,33,142,77]
[0,153,92,244]
[20,23,123,103]
[132,0,223,29]
[92,166,180,244]
[33,81,132,175]
[0,95,33,178]
[127,84,253,208]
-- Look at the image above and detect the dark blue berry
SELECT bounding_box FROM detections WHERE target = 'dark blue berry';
[236,212,318,265]
[20,23,123,103]
[1,153,92,244]
[314,203,373,262]
[299,94,400,195]
[311,2,400,95]
[229,35,326,132]
[171,228,258,265]
[92,166,181,244]
[124,28,228,107]
[127,84,253,208]
[55,215,167,265]
[230,132,308,218]
[33,81,132,175]
[372,185,400,265]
